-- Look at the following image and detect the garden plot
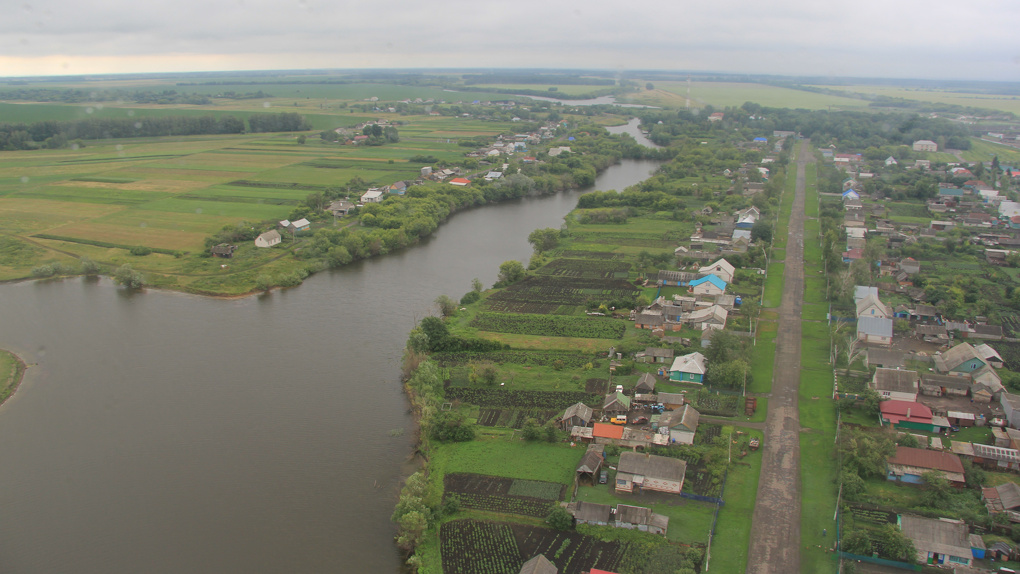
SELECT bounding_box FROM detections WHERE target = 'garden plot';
[475,409,558,429]
[445,387,600,411]
[484,276,638,315]
[444,474,564,518]
[536,258,631,280]
[439,519,626,574]
[470,312,625,339]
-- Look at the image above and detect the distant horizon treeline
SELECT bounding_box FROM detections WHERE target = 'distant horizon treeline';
[0,112,310,150]
[0,87,272,105]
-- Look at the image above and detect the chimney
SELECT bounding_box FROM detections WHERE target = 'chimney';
[906,408,911,419]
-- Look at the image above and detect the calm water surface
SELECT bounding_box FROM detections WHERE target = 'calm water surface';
[0,159,660,573]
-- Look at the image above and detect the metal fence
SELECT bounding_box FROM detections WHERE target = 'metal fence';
[839,552,921,571]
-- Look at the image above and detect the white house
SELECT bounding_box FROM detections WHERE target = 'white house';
[615,452,686,494]
[689,275,727,296]
[871,368,920,402]
[856,293,892,319]
[254,229,281,248]
[913,140,938,152]
[361,189,385,203]
[698,258,735,283]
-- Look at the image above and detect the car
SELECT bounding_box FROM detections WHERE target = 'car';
[611,415,627,425]
[599,470,608,484]
[631,416,649,424]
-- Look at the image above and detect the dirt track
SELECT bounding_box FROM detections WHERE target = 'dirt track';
[745,140,811,574]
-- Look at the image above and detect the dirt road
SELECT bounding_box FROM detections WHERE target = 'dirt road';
[745,140,812,574]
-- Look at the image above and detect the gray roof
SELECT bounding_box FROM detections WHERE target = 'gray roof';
[657,392,685,405]
[913,304,939,316]
[576,449,604,474]
[916,324,948,336]
[899,515,971,558]
[934,343,983,372]
[661,404,700,433]
[257,229,281,242]
[857,316,893,338]
[561,402,593,423]
[920,373,971,390]
[986,481,1017,513]
[872,368,919,394]
[636,312,664,326]
[639,347,675,359]
[567,501,612,524]
[854,285,879,302]
[635,372,657,393]
[614,504,669,531]
[856,293,890,317]
[519,554,558,574]
[867,349,904,368]
[617,452,687,482]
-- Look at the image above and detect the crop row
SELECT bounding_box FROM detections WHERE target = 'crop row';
[536,258,631,280]
[485,276,638,308]
[556,250,623,260]
[471,312,625,339]
[440,520,522,574]
[445,388,600,410]
[476,408,559,429]
[454,493,553,518]
[433,350,599,369]
[507,479,563,501]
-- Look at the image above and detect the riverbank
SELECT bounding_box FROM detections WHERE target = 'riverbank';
[0,349,27,407]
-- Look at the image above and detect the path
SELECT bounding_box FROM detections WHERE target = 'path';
[745,139,811,574]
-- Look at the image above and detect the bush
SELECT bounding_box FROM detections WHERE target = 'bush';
[129,245,152,256]
[460,291,480,305]
[31,264,55,278]
[113,265,145,289]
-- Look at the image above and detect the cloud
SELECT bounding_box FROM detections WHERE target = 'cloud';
[0,0,1017,80]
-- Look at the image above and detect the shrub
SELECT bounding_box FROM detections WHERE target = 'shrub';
[130,245,152,256]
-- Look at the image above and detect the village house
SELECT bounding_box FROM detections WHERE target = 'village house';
[575,444,604,484]
[519,554,558,574]
[920,373,971,398]
[634,310,664,330]
[635,348,674,364]
[669,352,706,384]
[559,402,594,430]
[983,482,1020,522]
[326,200,355,217]
[634,372,657,394]
[857,316,894,346]
[689,275,727,296]
[887,446,966,486]
[566,502,669,535]
[871,368,920,401]
[615,452,687,494]
[210,243,236,258]
[698,258,735,283]
[1001,393,1020,429]
[603,392,631,416]
[254,230,281,248]
[865,349,905,369]
[913,140,938,152]
[657,392,685,410]
[685,305,728,331]
[880,401,937,431]
[934,343,986,375]
[360,189,385,203]
[856,293,892,319]
[974,344,1005,369]
[898,515,976,567]
[657,404,700,445]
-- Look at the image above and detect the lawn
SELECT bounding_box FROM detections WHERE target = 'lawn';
[0,348,26,403]
[761,263,785,308]
[750,329,776,394]
[710,427,765,573]
[627,81,867,111]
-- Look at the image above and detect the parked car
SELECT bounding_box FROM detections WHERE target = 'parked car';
[611,415,627,425]
[599,470,608,484]
[631,416,649,424]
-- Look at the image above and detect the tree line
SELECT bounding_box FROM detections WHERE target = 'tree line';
[0,112,310,150]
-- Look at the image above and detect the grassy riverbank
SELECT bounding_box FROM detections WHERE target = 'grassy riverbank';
[0,349,27,406]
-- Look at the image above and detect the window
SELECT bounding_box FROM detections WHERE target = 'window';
[949,556,968,564]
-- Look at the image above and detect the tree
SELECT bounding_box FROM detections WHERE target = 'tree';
[751,220,773,244]
[435,294,457,317]
[113,265,145,289]
[384,126,400,143]
[920,471,951,509]
[419,316,449,351]
[841,529,872,555]
[707,359,750,390]
[521,418,542,441]
[79,257,101,276]
[645,82,655,91]
[471,277,484,293]
[546,506,574,530]
[497,260,525,285]
[296,135,306,145]
[527,228,560,253]
[873,523,916,563]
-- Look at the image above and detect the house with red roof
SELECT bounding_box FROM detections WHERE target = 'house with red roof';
[887,446,966,486]
[449,178,471,186]
[879,400,936,431]
[592,423,624,441]
[842,248,863,263]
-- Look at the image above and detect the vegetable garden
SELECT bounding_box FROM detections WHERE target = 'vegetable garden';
[444,474,565,518]
[433,350,599,369]
[440,519,627,574]
[476,408,559,428]
[484,276,638,314]
[536,258,631,279]
[470,312,625,339]
[444,387,600,410]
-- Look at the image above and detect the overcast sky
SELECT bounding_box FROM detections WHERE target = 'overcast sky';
[2,0,1018,81]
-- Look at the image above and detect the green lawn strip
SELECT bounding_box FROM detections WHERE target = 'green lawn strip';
[801,303,828,322]
[804,276,828,305]
[750,330,776,395]
[0,349,27,404]
[710,428,765,573]
[800,318,838,574]
[761,263,785,308]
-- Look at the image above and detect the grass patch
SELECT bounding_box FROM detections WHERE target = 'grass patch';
[762,263,785,308]
[0,348,26,404]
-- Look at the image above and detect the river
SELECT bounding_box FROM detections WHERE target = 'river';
[0,156,661,573]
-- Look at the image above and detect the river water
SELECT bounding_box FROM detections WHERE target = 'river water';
[0,152,660,573]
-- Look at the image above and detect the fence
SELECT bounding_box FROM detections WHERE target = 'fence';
[839,552,921,571]
[680,491,725,505]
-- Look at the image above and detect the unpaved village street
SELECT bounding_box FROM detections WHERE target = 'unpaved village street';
[746,140,812,574]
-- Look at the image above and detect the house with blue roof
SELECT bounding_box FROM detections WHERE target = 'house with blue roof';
[752,137,768,143]
[690,275,727,296]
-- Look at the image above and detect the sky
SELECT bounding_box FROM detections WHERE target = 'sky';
[2,0,1019,81]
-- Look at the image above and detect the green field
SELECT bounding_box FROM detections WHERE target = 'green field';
[0,348,26,404]
[625,81,869,110]
[819,84,1020,115]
